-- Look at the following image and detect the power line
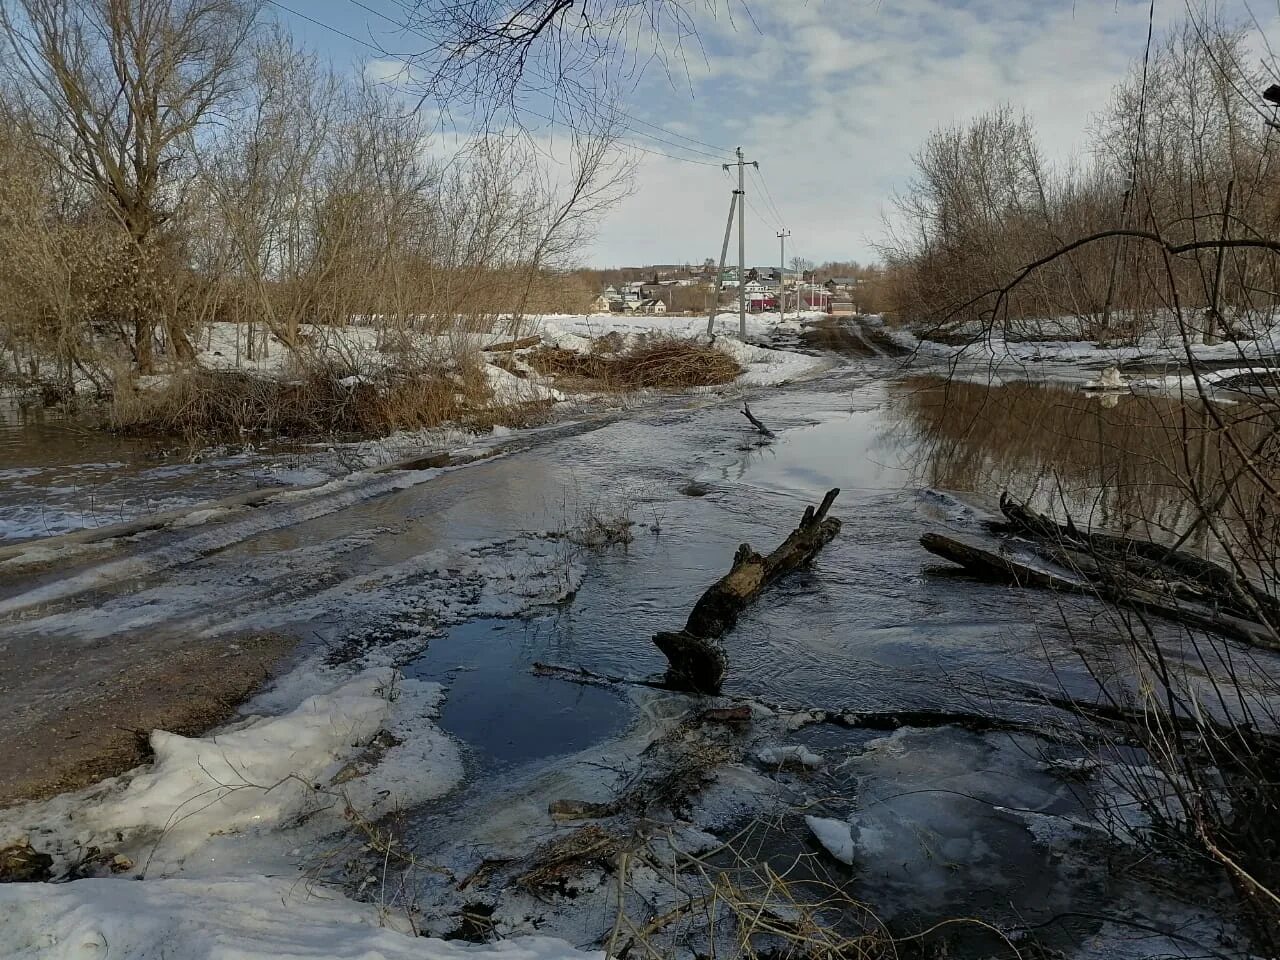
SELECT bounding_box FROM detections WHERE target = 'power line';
[264,0,408,52]
[263,0,724,167]
[750,164,786,230]
[340,0,732,162]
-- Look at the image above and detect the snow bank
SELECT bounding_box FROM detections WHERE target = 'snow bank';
[91,670,457,846]
[0,667,461,881]
[896,316,1280,374]
[0,873,598,960]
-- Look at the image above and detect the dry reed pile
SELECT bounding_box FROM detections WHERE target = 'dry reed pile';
[529,336,741,390]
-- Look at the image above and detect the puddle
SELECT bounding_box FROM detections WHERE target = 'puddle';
[404,618,628,770]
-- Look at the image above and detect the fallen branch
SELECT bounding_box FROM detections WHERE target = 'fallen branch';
[655,489,842,694]
[920,529,1278,650]
[741,402,775,438]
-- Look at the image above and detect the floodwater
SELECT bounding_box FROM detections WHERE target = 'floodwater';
[0,323,1272,957]
[0,400,331,542]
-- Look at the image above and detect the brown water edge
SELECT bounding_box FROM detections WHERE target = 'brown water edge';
[0,631,295,806]
[892,373,1280,552]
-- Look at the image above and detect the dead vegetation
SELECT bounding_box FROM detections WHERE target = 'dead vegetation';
[107,354,518,441]
[528,335,742,391]
[0,0,627,427]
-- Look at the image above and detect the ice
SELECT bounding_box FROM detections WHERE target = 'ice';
[815,727,1092,919]
[0,873,599,960]
[804,815,855,863]
[757,744,823,768]
[0,468,446,619]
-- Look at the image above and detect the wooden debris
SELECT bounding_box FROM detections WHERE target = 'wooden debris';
[923,495,1280,651]
[654,488,842,694]
[516,826,627,893]
[741,402,776,438]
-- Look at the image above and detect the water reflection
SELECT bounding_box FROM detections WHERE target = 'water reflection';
[891,375,1278,555]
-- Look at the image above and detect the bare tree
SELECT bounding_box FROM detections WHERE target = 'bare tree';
[399,0,730,127]
[0,0,261,370]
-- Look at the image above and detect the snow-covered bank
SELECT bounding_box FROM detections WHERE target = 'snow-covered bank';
[189,314,826,394]
[0,874,597,960]
[888,315,1280,371]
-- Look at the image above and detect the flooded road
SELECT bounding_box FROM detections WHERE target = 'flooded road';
[0,400,336,542]
[0,326,1270,957]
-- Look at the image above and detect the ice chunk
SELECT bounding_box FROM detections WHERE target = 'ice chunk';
[805,815,855,864]
[756,744,823,768]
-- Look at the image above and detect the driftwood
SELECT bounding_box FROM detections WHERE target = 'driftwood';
[741,402,775,438]
[654,489,842,694]
[995,493,1280,626]
[922,498,1280,651]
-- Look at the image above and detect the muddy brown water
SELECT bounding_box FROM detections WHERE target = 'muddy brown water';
[0,325,1273,954]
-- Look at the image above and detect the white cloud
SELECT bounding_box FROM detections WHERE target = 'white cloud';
[587,0,1258,267]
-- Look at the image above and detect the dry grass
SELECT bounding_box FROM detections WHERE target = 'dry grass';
[528,335,742,391]
[108,355,496,441]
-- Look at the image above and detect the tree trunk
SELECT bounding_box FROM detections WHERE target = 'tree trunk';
[654,488,842,693]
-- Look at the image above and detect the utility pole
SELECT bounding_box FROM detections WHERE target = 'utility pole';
[706,190,739,338]
[723,147,756,338]
[776,229,790,322]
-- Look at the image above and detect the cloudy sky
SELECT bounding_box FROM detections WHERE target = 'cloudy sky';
[278,0,1276,268]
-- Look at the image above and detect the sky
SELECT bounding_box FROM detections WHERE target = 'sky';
[272,0,1278,269]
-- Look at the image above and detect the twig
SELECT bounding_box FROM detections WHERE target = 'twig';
[740,402,775,438]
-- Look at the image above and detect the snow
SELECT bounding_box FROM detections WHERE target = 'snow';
[0,874,598,960]
[756,744,823,768]
[484,362,564,404]
[89,670,458,855]
[804,815,855,864]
